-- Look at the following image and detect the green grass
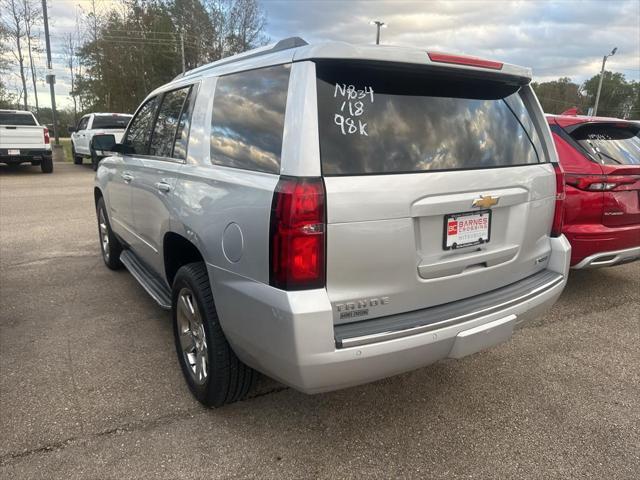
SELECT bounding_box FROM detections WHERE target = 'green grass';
[57,137,72,162]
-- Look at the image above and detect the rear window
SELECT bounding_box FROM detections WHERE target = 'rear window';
[570,123,640,165]
[316,62,541,175]
[210,64,290,174]
[92,115,131,129]
[0,112,37,126]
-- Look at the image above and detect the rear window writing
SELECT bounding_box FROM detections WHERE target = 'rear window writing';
[0,113,37,126]
[571,124,640,165]
[316,62,541,175]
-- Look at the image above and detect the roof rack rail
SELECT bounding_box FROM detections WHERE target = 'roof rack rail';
[174,36,308,81]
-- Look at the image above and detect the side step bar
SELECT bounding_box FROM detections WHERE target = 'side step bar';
[120,250,171,310]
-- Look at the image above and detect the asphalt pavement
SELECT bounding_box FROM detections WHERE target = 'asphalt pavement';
[1,163,638,479]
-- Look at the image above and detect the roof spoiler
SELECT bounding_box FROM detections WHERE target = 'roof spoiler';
[173,37,308,81]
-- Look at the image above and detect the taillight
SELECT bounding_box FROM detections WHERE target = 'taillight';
[551,163,565,237]
[270,177,325,290]
[427,52,503,70]
[43,127,50,145]
[565,174,638,191]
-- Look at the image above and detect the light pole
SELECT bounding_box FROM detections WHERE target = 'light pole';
[370,20,386,45]
[41,0,59,145]
[593,47,617,117]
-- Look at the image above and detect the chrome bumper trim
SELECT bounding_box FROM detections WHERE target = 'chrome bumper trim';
[336,271,564,349]
[572,246,640,269]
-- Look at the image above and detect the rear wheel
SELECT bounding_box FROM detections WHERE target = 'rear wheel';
[96,197,122,269]
[91,148,100,171]
[41,156,53,173]
[172,262,256,407]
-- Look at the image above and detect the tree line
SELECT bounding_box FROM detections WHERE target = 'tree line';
[0,0,267,127]
[532,72,639,119]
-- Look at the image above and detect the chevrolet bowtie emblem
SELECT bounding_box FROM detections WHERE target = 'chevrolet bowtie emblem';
[472,195,499,208]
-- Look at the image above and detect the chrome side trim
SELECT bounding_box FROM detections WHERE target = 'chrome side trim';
[572,246,640,269]
[337,273,563,348]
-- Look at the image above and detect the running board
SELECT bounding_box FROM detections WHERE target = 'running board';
[120,250,171,310]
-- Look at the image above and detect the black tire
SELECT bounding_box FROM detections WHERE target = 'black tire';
[172,262,256,407]
[72,143,82,165]
[41,156,53,173]
[96,197,123,269]
[91,149,100,171]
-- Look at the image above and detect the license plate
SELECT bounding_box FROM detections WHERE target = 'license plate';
[8,149,20,155]
[443,210,491,250]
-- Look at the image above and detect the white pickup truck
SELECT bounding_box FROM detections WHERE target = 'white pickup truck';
[70,113,132,170]
[0,109,53,173]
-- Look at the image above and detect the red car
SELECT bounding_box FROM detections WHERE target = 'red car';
[546,112,640,268]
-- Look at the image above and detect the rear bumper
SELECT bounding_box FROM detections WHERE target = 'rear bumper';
[564,223,640,267]
[572,246,640,269]
[211,236,571,394]
[0,148,52,164]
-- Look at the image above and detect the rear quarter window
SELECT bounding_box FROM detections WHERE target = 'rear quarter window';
[210,64,291,174]
[315,61,541,175]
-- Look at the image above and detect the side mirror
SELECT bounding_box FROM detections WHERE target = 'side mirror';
[91,134,117,156]
[109,142,134,155]
[67,126,76,133]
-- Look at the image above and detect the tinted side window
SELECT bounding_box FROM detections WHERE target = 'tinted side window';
[172,86,196,160]
[210,64,290,174]
[78,117,89,130]
[149,87,190,158]
[123,97,158,155]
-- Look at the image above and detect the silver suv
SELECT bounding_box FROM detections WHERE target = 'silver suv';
[95,38,571,406]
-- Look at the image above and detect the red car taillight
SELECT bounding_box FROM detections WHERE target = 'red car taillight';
[551,163,565,237]
[43,127,50,145]
[565,174,638,191]
[270,177,326,290]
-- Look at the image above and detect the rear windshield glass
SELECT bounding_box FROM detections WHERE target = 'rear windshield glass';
[316,62,541,175]
[0,112,37,126]
[570,123,640,165]
[92,115,131,129]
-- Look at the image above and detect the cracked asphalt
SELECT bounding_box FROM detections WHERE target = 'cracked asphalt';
[1,163,639,479]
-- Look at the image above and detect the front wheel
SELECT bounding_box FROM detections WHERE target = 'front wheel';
[96,197,122,269]
[72,143,82,165]
[172,262,256,407]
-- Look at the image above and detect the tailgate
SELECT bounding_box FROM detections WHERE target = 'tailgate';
[566,122,640,227]
[315,60,556,323]
[0,126,44,148]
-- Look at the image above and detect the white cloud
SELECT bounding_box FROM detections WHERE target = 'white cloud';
[4,0,639,110]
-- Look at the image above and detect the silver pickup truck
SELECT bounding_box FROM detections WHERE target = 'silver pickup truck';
[0,110,53,173]
[94,38,571,407]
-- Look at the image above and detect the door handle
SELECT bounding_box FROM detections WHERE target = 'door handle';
[121,172,133,183]
[155,181,172,193]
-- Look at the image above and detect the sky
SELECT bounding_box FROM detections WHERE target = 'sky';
[5,0,640,110]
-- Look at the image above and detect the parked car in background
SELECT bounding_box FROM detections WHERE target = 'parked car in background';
[70,113,132,170]
[547,112,640,268]
[94,38,571,407]
[0,109,53,173]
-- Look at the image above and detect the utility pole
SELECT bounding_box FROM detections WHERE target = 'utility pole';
[180,33,186,73]
[370,20,386,45]
[41,0,59,145]
[593,47,617,117]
